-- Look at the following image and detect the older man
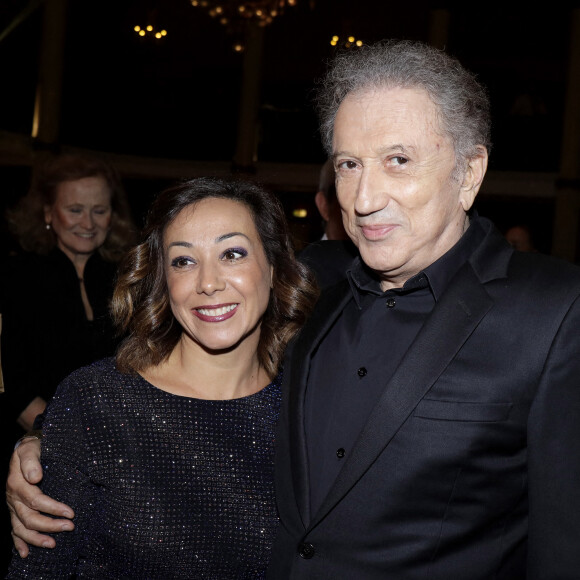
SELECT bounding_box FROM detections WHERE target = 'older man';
[6,41,580,579]
[270,41,580,578]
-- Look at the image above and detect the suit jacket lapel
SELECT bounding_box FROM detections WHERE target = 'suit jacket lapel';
[288,280,353,526]
[309,261,496,527]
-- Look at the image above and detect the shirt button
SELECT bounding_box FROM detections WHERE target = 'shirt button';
[357,367,367,377]
[386,297,396,308]
[298,542,315,559]
[336,448,345,458]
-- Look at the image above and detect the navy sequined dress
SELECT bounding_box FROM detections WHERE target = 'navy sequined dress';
[7,358,281,579]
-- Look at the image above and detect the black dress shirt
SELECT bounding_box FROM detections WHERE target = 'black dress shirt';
[305,217,486,515]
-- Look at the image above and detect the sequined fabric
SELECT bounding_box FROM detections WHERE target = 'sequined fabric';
[7,358,281,579]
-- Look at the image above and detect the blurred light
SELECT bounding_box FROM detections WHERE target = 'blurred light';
[134,23,168,41]
[293,208,308,218]
[233,43,244,52]
[330,34,364,49]
[191,0,302,50]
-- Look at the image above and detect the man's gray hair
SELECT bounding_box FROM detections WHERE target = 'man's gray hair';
[317,40,491,173]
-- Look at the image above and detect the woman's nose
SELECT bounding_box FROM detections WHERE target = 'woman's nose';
[196,263,225,295]
[80,212,95,229]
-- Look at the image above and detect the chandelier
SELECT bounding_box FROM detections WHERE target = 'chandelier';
[190,0,299,49]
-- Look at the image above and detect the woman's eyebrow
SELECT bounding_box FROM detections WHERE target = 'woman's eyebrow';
[216,232,250,243]
[167,241,192,249]
[167,232,250,250]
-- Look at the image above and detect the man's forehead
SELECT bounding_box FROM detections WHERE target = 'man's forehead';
[339,85,433,109]
[332,87,448,154]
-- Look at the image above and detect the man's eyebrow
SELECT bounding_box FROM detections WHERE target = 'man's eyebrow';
[332,144,416,160]
[377,144,416,156]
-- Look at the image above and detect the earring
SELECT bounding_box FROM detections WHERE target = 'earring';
[45,223,51,230]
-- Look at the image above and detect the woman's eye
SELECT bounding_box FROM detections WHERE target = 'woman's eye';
[69,208,83,214]
[171,256,194,268]
[222,248,247,261]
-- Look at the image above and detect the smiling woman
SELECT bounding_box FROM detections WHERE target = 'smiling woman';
[43,176,113,267]
[1,154,136,432]
[154,197,274,398]
[6,177,319,579]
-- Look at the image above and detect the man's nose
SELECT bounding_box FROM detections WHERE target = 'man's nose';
[354,166,390,216]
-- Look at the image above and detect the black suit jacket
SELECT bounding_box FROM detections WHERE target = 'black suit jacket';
[269,218,580,579]
[297,239,358,290]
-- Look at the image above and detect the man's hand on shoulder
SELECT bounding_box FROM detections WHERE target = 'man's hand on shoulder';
[6,436,75,557]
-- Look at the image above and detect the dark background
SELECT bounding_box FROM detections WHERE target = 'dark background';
[0,2,577,253]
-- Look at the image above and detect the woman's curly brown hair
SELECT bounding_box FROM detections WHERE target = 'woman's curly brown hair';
[113,177,319,378]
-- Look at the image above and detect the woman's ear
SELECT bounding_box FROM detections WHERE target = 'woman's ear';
[43,204,52,226]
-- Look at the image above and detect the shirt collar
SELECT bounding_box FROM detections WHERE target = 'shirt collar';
[347,214,486,307]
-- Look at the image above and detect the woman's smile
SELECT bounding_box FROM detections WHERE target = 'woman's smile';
[193,303,239,321]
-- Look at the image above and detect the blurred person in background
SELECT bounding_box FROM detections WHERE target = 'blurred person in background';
[504,223,538,252]
[1,153,136,432]
[313,158,349,242]
[298,159,358,289]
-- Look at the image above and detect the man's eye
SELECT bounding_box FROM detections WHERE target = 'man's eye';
[391,156,408,166]
[337,160,358,170]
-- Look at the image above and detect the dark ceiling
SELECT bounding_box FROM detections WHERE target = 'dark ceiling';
[0,2,574,171]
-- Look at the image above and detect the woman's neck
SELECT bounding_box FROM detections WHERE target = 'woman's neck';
[142,335,270,400]
[57,243,93,279]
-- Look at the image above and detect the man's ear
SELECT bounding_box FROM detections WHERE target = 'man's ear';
[459,146,488,212]
[315,191,330,222]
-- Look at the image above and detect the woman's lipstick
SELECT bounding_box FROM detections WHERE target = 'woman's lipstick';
[193,303,238,322]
